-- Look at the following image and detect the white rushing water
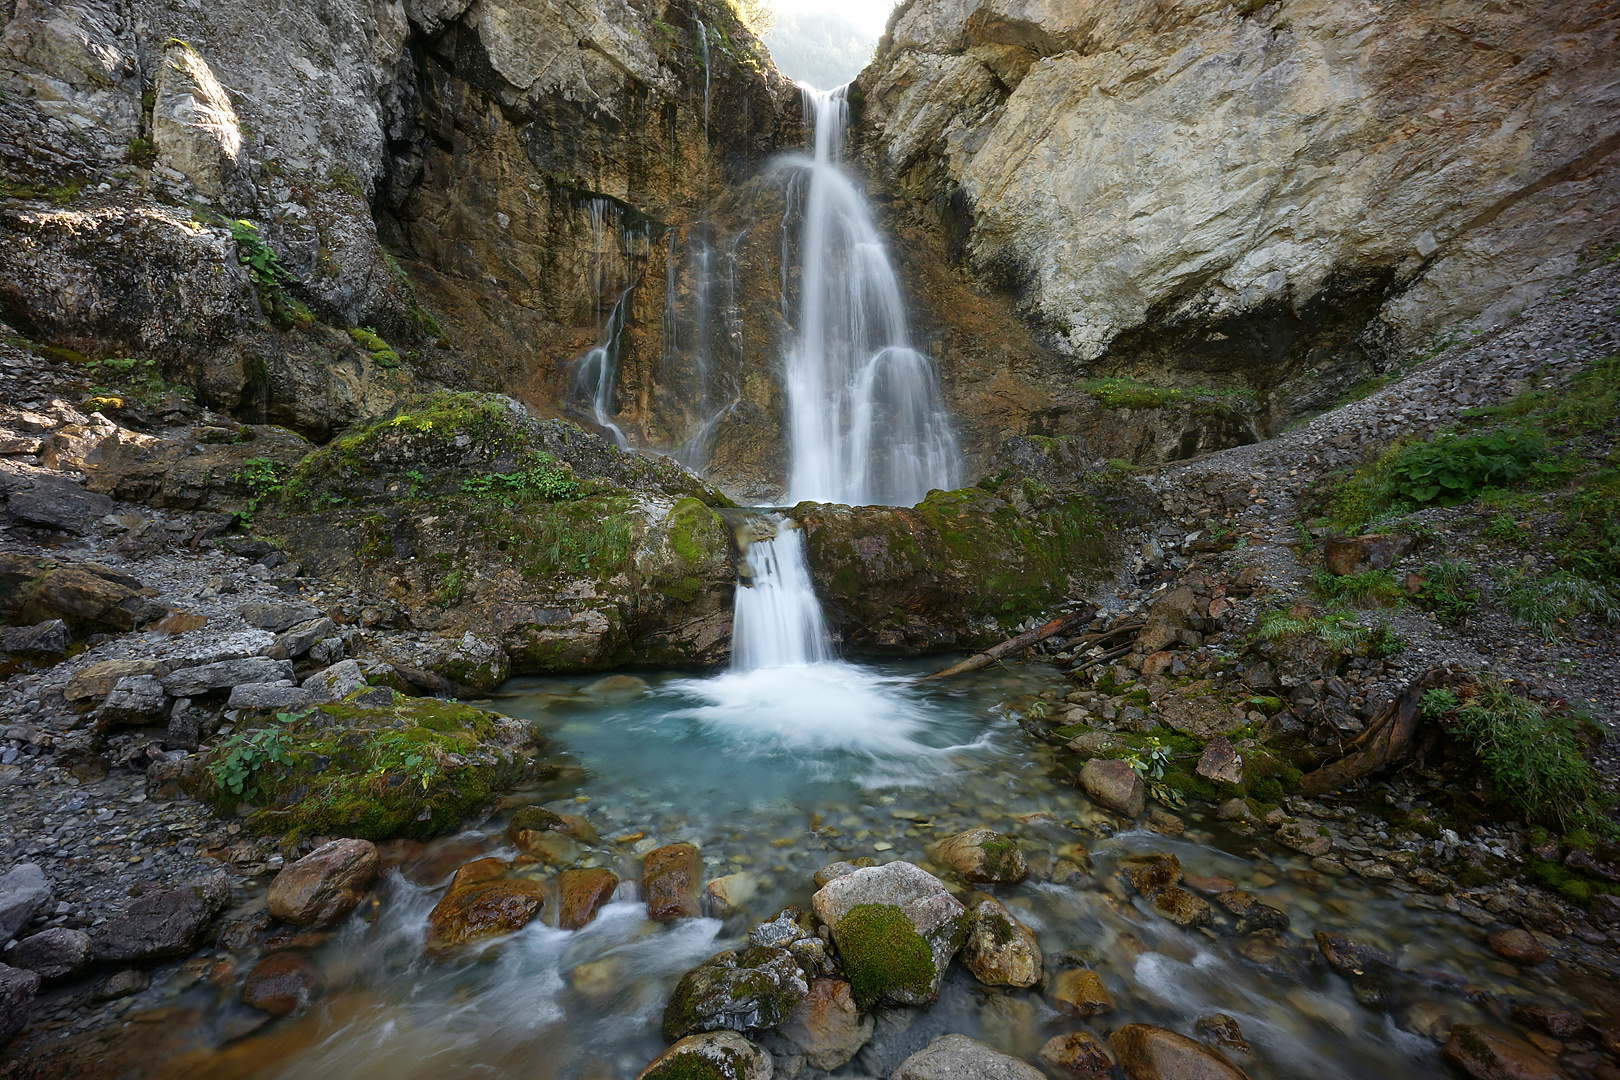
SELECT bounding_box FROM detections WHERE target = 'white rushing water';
[781,85,960,506]
[731,519,831,670]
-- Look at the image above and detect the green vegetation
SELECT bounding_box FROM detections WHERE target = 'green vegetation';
[1448,677,1612,835]
[201,698,531,840]
[461,460,581,504]
[81,356,194,410]
[230,457,289,526]
[1310,567,1402,606]
[1082,376,1250,416]
[228,218,313,331]
[1253,607,1400,657]
[348,325,401,368]
[1494,565,1620,639]
[1413,559,1479,625]
[834,903,940,1010]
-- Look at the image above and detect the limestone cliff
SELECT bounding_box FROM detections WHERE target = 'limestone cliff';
[856,0,1620,430]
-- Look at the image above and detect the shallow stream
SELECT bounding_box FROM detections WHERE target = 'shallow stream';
[165,658,1587,1080]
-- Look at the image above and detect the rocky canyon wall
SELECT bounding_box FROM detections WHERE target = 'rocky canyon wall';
[855,0,1620,429]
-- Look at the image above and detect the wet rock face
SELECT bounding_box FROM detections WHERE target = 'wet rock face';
[643,843,704,922]
[960,898,1042,988]
[777,978,873,1070]
[796,476,1132,653]
[266,839,380,929]
[1443,1025,1568,1080]
[662,947,810,1042]
[554,868,619,931]
[858,0,1620,430]
[637,1031,774,1080]
[241,951,318,1018]
[424,858,547,954]
[936,829,1028,885]
[1079,758,1145,818]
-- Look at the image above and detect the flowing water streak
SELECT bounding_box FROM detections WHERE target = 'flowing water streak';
[782,85,960,506]
[731,519,831,670]
[570,198,650,448]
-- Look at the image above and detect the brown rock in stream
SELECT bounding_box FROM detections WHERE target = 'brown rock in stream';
[1120,853,1182,897]
[643,843,702,921]
[267,838,378,928]
[1049,968,1114,1017]
[424,858,547,954]
[778,977,873,1070]
[961,898,1042,987]
[1153,887,1213,927]
[1080,759,1145,817]
[937,828,1028,885]
[1109,1023,1253,1080]
[1442,1025,1570,1080]
[240,951,317,1017]
[1040,1031,1114,1077]
[555,868,618,930]
[1487,928,1548,966]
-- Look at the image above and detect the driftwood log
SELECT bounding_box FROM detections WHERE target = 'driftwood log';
[924,605,1098,680]
[1297,667,1444,796]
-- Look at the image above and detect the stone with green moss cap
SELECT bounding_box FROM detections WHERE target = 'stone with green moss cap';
[961,897,1042,988]
[637,1031,773,1080]
[936,828,1028,885]
[810,861,966,1009]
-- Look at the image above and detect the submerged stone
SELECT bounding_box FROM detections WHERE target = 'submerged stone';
[1109,1023,1253,1080]
[1040,1031,1115,1077]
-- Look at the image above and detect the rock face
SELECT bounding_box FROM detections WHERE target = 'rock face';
[1108,1024,1253,1080]
[961,898,1042,988]
[91,874,232,962]
[892,1035,1045,1080]
[809,861,966,1008]
[266,839,380,928]
[858,0,1620,435]
[0,964,40,1041]
[1442,1026,1569,1080]
[9,928,91,980]
[662,947,810,1041]
[0,863,51,943]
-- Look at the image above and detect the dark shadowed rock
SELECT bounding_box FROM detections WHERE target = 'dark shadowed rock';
[0,963,40,1040]
[1442,1025,1569,1080]
[91,873,231,962]
[0,620,70,655]
[1080,758,1145,817]
[643,843,703,922]
[7,476,113,534]
[238,600,322,632]
[241,950,319,1017]
[9,927,91,980]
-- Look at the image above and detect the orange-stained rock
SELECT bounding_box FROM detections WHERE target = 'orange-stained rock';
[240,951,317,1017]
[556,868,619,931]
[643,843,702,922]
[425,859,546,954]
[1109,1024,1252,1080]
[266,838,378,929]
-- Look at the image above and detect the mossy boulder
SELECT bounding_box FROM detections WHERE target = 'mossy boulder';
[637,1032,774,1080]
[960,898,1042,988]
[794,469,1139,652]
[935,829,1028,885]
[810,861,967,1009]
[198,698,540,841]
[258,392,738,674]
[662,946,810,1041]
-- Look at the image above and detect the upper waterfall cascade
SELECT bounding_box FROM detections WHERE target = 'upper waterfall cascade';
[781,86,961,507]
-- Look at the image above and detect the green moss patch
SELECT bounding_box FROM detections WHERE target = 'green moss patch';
[834,903,938,1010]
[200,698,536,841]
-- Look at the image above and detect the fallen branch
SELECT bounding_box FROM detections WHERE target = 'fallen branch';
[1065,641,1138,678]
[1297,668,1443,795]
[924,605,1097,680]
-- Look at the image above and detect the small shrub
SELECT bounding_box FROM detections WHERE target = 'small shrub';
[461,460,581,504]
[1420,688,1459,719]
[1449,678,1612,834]
[207,712,301,800]
[228,219,313,330]
[1415,559,1480,626]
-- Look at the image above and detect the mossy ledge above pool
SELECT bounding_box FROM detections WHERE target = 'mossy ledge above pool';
[254,392,740,674]
[196,696,549,842]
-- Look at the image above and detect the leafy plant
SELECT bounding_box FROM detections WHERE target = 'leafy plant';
[1384,430,1546,505]
[207,712,301,800]
[1414,559,1480,626]
[230,457,289,526]
[228,219,313,330]
[1420,688,1459,719]
[1125,736,1174,780]
[461,460,581,504]
[1448,679,1612,834]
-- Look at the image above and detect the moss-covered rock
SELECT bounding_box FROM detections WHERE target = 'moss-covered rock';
[661,946,810,1041]
[794,466,1142,652]
[198,697,541,841]
[809,861,967,1009]
[637,1032,773,1080]
[257,392,738,674]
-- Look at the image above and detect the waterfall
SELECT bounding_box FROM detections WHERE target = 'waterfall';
[780,85,961,507]
[570,198,649,449]
[572,288,631,449]
[732,518,831,670]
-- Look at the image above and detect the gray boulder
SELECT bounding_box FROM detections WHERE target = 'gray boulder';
[810,862,965,1008]
[0,620,70,655]
[7,477,114,535]
[271,617,335,659]
[0,864,51,942]
[227,681,316,711]
[1079,758,1146,818]
[302,659,367,701]
[0,963,40,1040]
[98,675,171,726]
[91,873,231,962]
[892,1035,1045,1080]
[637,1031,774,1080]
[10,927,91,979]
[162,657,294,697]
[237,600,321,633]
